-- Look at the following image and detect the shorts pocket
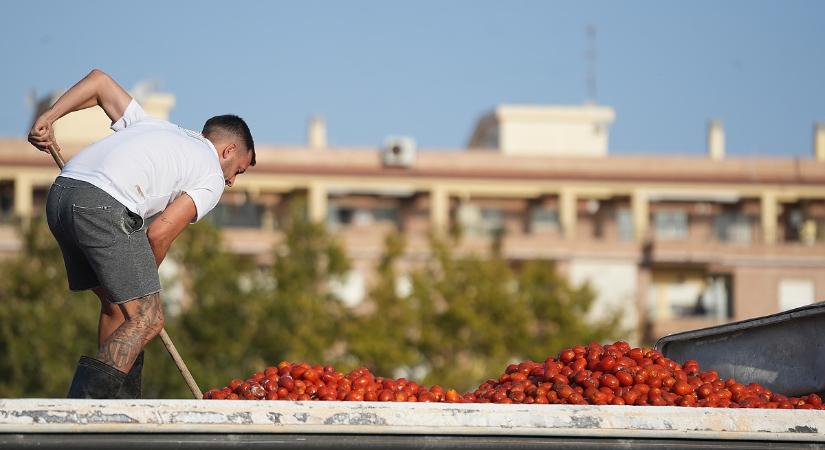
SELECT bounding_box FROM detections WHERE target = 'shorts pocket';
[121,208,145,235]
[72,204,117,248]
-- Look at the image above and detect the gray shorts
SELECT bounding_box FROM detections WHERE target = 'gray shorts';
[45,176,161,304]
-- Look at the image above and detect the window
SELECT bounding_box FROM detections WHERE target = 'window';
[457,204,503,236]
[480,208,504,234]
[713,212,752,243]
[663,280,704,317]
[782,207,804,242]
[0,180,13,223]
[352,209,373,226]
[373,207,399,225]
[702,275,732,320]
[616,208,633,241]
[208,200,264,228]
[654,210,688,240]
[457,203,481,235]
[647,274,731,321]
[529,207,559,232]
[326,204,353,228]
[328,204,399,229]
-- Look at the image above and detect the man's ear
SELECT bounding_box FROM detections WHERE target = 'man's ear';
[222,143,237,158]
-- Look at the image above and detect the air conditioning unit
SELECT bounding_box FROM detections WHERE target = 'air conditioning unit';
[382,136,416,168]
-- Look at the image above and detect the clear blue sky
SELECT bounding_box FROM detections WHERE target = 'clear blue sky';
[1,1,823,157]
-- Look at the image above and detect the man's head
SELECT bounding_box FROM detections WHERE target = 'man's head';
[202,115,256,187]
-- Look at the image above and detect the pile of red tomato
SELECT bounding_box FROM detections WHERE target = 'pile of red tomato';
[204,341,823,409]
[204,363,462,403]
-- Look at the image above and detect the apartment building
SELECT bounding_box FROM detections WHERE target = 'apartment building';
[2,92,824,342]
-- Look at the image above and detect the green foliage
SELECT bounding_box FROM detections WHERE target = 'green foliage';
[346,232,419,375]
[254,199,351,364]
[410,236,534,390]
[352,233,624,392]
[0,219,98,397]
[514,259,624,362]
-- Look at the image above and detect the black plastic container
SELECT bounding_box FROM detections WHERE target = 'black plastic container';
[655,301,825,397]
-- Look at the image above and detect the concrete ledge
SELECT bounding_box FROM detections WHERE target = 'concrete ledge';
[0,399,823,443]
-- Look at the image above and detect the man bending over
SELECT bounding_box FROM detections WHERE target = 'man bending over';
[28,69,255,398]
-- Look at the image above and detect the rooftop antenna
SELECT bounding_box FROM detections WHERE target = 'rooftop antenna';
[586,25,597,104]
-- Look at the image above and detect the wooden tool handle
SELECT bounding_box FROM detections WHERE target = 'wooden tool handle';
[159,329,203,399]
[48,143,66,169]
[47,145,202,399]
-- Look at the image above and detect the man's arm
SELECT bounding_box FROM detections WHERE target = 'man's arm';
[28,69,132,152]
[146,194,198,267]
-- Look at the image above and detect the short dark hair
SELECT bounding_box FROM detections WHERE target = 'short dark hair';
[202,115,256,166]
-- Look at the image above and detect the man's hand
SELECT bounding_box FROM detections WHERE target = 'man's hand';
[28,113,59,153]
[147,193,198,267]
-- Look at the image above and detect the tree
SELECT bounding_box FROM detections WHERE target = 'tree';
[410,235,535,390]
[346,232,419,375]
[514,259,624,363]
[253,198,352,365]
[352,233,625,392]
[0,219,98,397]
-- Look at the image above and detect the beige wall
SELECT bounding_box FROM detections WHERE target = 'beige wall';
[733,267,825,320]
[499,120,608,157]
[468,105,615,157]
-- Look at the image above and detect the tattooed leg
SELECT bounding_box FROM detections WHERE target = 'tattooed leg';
[93,287,127,348]
[96,292,165,373]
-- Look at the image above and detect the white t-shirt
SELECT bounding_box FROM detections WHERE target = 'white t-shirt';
[61,99,225,222]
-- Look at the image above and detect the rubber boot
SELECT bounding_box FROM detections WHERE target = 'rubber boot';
[67,356,127,399]
[117,351,144,399]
